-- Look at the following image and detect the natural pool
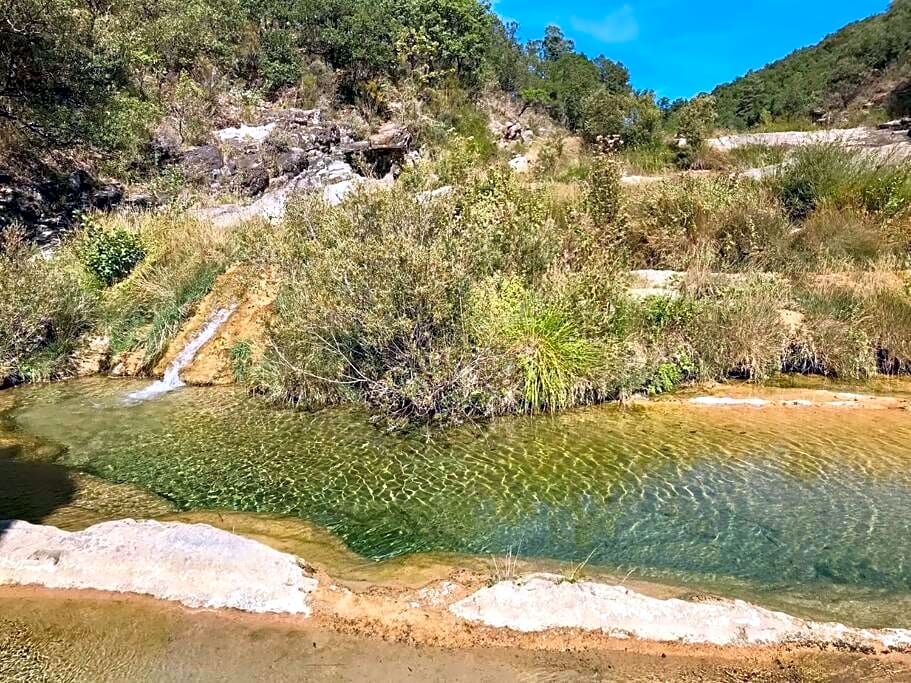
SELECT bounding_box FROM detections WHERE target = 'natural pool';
[2,378,911,627]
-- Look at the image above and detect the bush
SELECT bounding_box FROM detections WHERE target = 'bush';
[579,89,661,148]
[584,153,623,229]
[78,218,146,286]
[0,228,96,385]
[672,95,717,169]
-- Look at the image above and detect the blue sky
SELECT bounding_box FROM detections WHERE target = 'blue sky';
[491,0,891,99]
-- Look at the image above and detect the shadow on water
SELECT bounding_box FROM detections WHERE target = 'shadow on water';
[0,443,77,540]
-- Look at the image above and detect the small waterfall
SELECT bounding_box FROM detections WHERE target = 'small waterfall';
[126,305,237,402]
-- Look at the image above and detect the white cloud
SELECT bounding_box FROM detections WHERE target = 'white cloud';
[570,5,640,44]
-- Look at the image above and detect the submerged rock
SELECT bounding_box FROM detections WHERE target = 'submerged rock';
[0,520,318,615]
[450,575,911,650]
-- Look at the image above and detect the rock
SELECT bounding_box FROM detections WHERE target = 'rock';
[275,149,308,176]
[325,160,354,182]
[417,185,454,203]
[71,336,111,377]
[90,182,124,210]
[508,155,530,173]
[181,145,224,183]
[504,122,523,141]
[230,152,269,196]
[123,193,156,211]
[150,122,182,161]
[323,179,357,206]
[877,118,911,131]
[109,349,146,377]
[0,520,318,615]
[215,123,276,143]
[368,122,411,150]
[450,575,911,650]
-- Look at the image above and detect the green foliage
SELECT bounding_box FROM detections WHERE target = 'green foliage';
[78,219,146,286]
[683,276,791,381]
[714,1,911,127]
[672,95,718,169]
[0,228,96,385]
[772,145,911,221]
[579,89,662,148]
[627,176,791,270]
[230,339,255,383]
[645,355,696,395]
[584,154,623,228]
[97,212,231,368]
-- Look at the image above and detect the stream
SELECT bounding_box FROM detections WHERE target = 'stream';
[1,377,911,628]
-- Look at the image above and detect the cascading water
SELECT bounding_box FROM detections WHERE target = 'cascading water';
[126,305,237,402]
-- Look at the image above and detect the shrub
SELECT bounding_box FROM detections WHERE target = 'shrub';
[78,218,146,286]
[230,339,254,383]
[672,95,717,169]
[770,145,911,221]
[468,276,609,413]
[584,153,623,228]
[261,177,594,422]
[0,228,96,385]
[579,88,661,148]
[772,145,853,220]
[789,204,893,268]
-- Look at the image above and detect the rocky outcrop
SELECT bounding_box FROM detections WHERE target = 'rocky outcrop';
[182,110,412,225]
[0,161,124,244]
[450,575,911,651]
[0,520,318,614]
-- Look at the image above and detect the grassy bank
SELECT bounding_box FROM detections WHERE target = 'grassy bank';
[3,143,911,422]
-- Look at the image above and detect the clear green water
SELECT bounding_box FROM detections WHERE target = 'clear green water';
[2,378,911,627]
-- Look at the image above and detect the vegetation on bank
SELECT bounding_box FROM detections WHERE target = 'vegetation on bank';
[5,142,910,423]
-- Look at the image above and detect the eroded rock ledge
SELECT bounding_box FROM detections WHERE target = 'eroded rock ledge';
[450,575,911,651]
[0,520,317,615]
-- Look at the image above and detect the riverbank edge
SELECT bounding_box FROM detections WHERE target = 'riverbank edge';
[1,519,910,658]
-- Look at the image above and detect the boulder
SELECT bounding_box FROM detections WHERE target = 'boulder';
[229,152,269,196]
[181,145,224,183]
[368,122,411,150]
[150,122,182,161]
[508,155,530,173]
[0,520,318,615]
[450,575,911,650]
[275,149,308,176]
[71,336,112,377]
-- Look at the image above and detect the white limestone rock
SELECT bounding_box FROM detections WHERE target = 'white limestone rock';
[0,520,318,615]
[450,575,911,650]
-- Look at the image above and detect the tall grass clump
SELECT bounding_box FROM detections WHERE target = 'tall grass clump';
[789,281,877,378]
[626,176,791,270]
[771,145,911,221]
[0,228,96,385]
[89,211,233,369]
[680,274,791,381]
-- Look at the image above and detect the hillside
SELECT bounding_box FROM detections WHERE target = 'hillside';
[713,0,911,129]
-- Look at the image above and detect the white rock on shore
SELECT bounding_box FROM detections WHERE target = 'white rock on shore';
[0,520,318,615]
[450,575,911,650]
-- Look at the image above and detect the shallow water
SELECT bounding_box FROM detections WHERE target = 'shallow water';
[2,378,911,627]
